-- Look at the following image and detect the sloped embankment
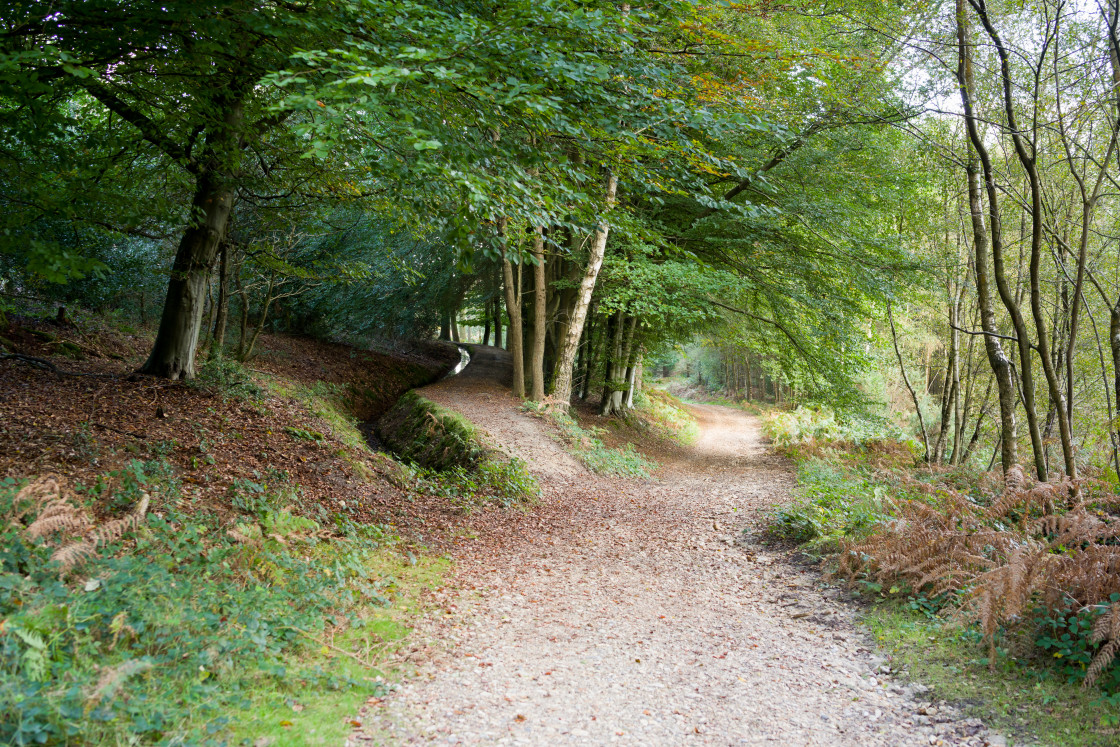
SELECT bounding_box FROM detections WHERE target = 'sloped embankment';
[378,389,494,472]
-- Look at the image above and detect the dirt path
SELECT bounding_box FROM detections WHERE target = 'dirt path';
[356,347,1002,746]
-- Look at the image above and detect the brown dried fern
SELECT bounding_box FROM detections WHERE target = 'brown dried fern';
[838,472,1120,677]
[50,493,150,572]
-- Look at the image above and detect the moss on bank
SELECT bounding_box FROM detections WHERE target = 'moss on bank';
[377,391,539,504]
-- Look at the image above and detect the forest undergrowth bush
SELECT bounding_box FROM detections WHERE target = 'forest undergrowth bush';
[532,405,657,478]
[766,406,1120,708]
[633,389,700,446]
[0,470,418,746]
[762,405,917,456]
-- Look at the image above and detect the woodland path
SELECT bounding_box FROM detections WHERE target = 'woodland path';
[357,346,1003,746]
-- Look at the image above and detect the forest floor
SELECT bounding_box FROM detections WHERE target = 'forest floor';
[356,346,1008,746]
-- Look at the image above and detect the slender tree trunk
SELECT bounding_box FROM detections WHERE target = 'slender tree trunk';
[956,0,1019,475]
[612,315,639,413]
[968,0,1073,478]
[500,219,525,398]
[550,172,618,408]
[530,227,547,401]
[600,311,625,416]
[210,238,231,359]
[626,354,642,409]
[235,272,250,360]
[579,304,601,401]
[494,295,503,349]
[889,302,931,461]
[483,300,492,346]
[961,378,993,464]
[239,274,275,362]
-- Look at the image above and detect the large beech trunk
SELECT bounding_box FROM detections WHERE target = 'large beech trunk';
[141,97,243,380]
[550,172,618,407]
[141,172,236,379]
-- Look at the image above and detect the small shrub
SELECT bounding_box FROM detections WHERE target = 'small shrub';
[190,356,264,401]
[548,411,657,478]
[766,459,888,553]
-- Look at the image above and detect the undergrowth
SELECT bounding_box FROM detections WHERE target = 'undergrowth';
[0,468,437,746]
[763,404,1120,740]
[535,406,657,478]
[762,405,916,454]
[767,458,891,556]
[633,389,699,446]
[411,458,540,509]
[379,392,540,505]
[189,357,265,402]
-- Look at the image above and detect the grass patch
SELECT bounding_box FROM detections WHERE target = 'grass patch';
[226,551,449,746]
[766,458,891,556]
[865,604,1120,746]
[634,388,700,446]
[0,467,446,746]
[539,407,657,478]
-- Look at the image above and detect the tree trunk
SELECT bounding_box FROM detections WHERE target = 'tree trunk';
[210,239,231,358]
[483,299,492,346]
[500,219,525,398]
[239,274,275,362]
[440,310,451,340]
[235,271,250,360]
[956,0,1019,475]
[141,171,237,378]
[141,94,243,379]
[603,313,637,416]
[889,302,931,461]
[494,295,503,349]
[579,304,600,401]
[968,0,1072,478]
[599,311,624,416]
[550,172,618,408]
[530,227,547,401]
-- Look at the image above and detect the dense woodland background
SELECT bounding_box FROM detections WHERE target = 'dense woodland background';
[7,0,1120,743]
[8,0,1120,480]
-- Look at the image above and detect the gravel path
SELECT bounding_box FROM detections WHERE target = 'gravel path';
[355,347,1006,746]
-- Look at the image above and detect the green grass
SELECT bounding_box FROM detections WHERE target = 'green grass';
[635,389,700,446]
[226,551,449,746]
[865,604,1120,747]
[0,462,449,746]
[542,408,657,478]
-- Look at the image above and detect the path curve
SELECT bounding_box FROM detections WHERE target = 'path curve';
[357,346,1000,746]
